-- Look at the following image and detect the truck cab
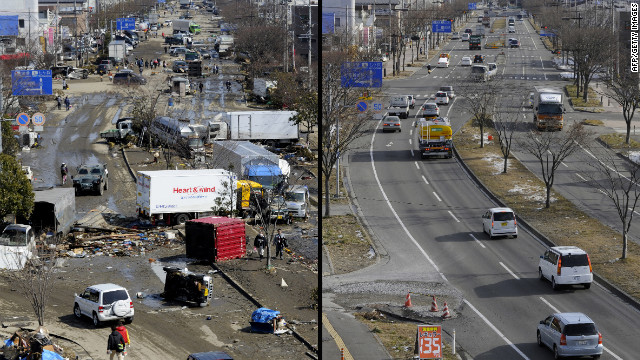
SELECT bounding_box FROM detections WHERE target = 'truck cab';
[0,224,36,270]
[285,185,310,218]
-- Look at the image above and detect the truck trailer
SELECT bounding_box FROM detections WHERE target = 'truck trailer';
[207,111,299,146]
[469,35,482,50]
[211,140,284,189]
[418,117,453,159]
[533,86,564,131]
[108,40,127,62]
[136,169,237,225]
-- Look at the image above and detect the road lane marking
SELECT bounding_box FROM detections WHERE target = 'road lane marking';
[422,175,429,185]
[433,192,442,202]
[415,161,420,169]
[322,313,354,360]
[448,211,460,222]
[409,139,412,145]
[410,129,413,136]
[561,161,567,167]
[464,300,531,360]
[499,262,520,280]
[410,148,414,157]
[576,173,587,181]
[469,233,486,248]
[539,297,560,313]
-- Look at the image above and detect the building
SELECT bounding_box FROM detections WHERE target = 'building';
[0,0,41,56]
[291,2,319,63]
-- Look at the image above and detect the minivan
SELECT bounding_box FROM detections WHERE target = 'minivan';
[285,185,310,218]
[539,246,593,290]
[482,207,517,239]
[537,312,603,359]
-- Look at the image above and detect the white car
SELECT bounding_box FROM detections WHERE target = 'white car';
[0,224,36,270]
[74,283,134,327]
[451,32,460,40]
[435,92,449,105]
[482,207,517,239]
[461,56,473,66]
[437,57,449,68]
[539,246,593,290]
[461,33,470,41]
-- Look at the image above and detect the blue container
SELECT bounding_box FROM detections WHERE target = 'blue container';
[168,98,174,106]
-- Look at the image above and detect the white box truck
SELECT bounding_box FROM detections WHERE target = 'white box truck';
[533,86,565,131]
[108,40,127,62]
[136,169,237,225]
[173,19,192,33]
[207,111,299,146]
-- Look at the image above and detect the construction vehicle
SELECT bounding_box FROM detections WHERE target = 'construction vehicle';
[417,117,453,159]
[236,179,265,218]
[469,35,482,50]
[533,86,565,131]
[162,267,213,307]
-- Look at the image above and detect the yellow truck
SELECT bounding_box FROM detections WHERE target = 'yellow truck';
[236,180,264,218]
[418,117,453,159]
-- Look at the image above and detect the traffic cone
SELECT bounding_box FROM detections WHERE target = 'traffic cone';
[429,295,439,312]
[442,302,451,318]
[404,292,412,307]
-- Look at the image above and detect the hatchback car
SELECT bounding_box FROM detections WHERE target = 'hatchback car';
[0,224,36,270]
[482,207,517,239]
[509,38,520,48]
[73,283,134,326]
[435,92,449,105]
[464,28,473,34]
[422,102,440,117]
[539,246,593,290]
[382,116,401,132]
[439,86,455,99]
[461,56,473,66]
[537,313,603,359]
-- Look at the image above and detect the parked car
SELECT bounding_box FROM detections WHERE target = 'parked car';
[539,246,593,290]
[172,60,189,73]
[382,116,401,132]
[435,91,449,105]
[537,312,603,359]
[482,207,517,239]
[170,47,189,56]
[112,72,147,85]
[439,86,455,99]
[187,352,233,360]
[422,102,440,117]
[68,68,89,79]
[461,56,473,66]
[73,283,134,326]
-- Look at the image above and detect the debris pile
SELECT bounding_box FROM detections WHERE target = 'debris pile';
[1,327,73,360]
[60,229,183,258]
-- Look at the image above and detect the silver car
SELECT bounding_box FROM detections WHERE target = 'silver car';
[537,312,603,359]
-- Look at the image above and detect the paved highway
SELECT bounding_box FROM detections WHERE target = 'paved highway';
[324,13,640,359]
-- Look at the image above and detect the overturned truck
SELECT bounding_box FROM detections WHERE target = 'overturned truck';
[162,267,213,307]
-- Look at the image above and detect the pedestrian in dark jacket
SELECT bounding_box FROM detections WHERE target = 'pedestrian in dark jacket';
[107,324,126,360]
[64,96,70,111]
[56,96,61,110]
[254,233,267,261]
[273,229,288,260]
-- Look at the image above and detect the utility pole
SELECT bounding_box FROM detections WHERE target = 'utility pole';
[74,0,78,68]
[308,0,312,88]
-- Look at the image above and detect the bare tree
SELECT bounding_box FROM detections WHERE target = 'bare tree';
[321,52,374,217]
[585,152,640,260]
[493,94,525,174]
[455,77,502,148]
[599,58,640,145]
[520,122,590,208]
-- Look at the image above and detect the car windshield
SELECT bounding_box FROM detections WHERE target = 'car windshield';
[78,168,89,175]
[91,168,102,174]
[0,230,27,246]
[564,323,597,336]
[561,254,589,267]
[425,105,436,109]
[494,212,514,221]
[538,103,563,114]
[437,93,447,97]
[103,289,129,304]
[285,192,305,202]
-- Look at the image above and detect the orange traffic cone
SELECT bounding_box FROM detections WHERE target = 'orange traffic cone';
[442,302,451,318]
[404,292,412,307]
[430,295,439,312]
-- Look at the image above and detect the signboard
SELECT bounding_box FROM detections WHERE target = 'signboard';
[539,30,556,37]
[373,103,383,113]
[158,0,166,2]
[468,2,477,10]
[16,113,29,126]
[341,62,383,88]
[116,18,136,31]
[417,325,442,359]
[11,70,53,96]
[432,20,452,33]
[322,13,335,34]
[32,113,46,126]
[356,101,368,112]
[0,16,19,36]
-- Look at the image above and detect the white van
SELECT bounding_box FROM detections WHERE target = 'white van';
[0,224,36,270]
[508,25,516,33]
[539,246,593,290]
[482,207,517,239]
[285,185,310,218]
[461,33,470,41]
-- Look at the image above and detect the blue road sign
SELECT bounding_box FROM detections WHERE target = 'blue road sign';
[11,70,53,96]
[432,20,452,33]
[16,113,29,126]
[373,103,383,113]
[468,3,477,10]
[357,101,368,112]
[117,18,136,31]
[32,113,45,126]
[341,62,383,88]
[158,0,166,2]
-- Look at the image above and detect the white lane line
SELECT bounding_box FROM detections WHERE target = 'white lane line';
[415,161,420,169]
[409,139,412,145]
[410,129,413,136]
[576,173,587,181]
[433,192,442,202]
[411,148,414,157]
[628,207,640,216]
[464,300,531,360]
[539,297,560,313]
[448,211,460,222]
[422,175,429,185]
[561,162,568,167]
[598,189,607,196]
[499,262,520,280]
[469,233,486,248]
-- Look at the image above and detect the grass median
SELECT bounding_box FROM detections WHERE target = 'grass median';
[455,119,640,300]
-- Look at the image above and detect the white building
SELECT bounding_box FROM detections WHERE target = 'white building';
[0,0,41,55]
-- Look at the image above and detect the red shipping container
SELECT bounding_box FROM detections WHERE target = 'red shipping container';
[185,216,246,262]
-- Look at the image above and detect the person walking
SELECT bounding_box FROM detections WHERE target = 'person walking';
[273,229,288,260]
[115,320,131,352]
[199,82,204,94]
[56,96,62,110]
[254,232,267,261]
[107,324,126,360]
[64,96,70,111]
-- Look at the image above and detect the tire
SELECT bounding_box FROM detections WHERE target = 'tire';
[73,304,82,319]
[592,355,600,359]
[539,268,545,281]
[584,283,591,289]
[552,277,559,291]
[553,345,561,359]
[92,312,101,327]
[175,213,190,225]
[537,331,543,347]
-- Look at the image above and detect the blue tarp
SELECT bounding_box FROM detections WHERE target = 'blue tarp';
[42,350,64,360]
[251,307,279,323]
[3,338,14,347]
[245,164,281,177]
[0,16,19,36]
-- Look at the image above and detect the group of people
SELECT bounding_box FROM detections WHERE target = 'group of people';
[56,96,71,111]
[253,229,288,261]
[107,320,131,360]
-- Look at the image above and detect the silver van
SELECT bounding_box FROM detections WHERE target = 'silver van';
[539,246,593,290]
[482,207,517,239]
[285,185,310,218]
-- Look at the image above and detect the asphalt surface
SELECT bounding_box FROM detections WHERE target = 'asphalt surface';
[323,10,640,360]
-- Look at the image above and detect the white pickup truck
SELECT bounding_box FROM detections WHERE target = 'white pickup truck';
[388,95,410,119]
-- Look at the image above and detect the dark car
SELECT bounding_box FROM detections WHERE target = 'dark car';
[165,36,184,45]
[509,38,520,48]
[187,352,233,360]
[113,72,147,85]
[473,54,484,63]
[172,60,189,73]
[72,164,108,195]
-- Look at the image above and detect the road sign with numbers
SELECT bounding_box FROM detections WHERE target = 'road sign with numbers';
[417,325,442,359]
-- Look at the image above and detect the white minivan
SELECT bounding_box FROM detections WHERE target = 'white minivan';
[539,246,593,290]
[482,207,517,239]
